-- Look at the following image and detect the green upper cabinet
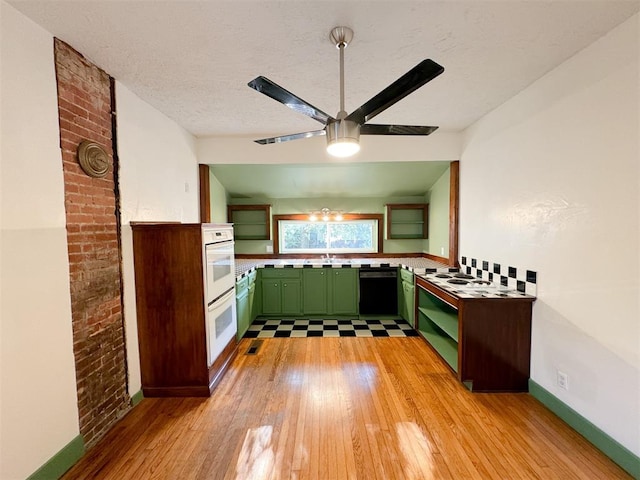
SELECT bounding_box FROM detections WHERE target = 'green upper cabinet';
[228,204,271,240]
[330,268,358,315]
[386,203,429,239]
[303,269,329,314]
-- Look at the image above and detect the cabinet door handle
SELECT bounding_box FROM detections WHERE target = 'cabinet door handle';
[283,283,287,287]
[274,283,278,287]
[320,272,324,275]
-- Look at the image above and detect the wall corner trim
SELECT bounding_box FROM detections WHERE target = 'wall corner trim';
[27,435,85,480]
[131,389,144,407]
[529,380,640,478]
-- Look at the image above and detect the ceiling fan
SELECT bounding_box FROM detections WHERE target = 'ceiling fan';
[248,26,444,157]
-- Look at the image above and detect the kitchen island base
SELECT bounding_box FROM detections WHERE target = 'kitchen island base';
[416,276,534,392]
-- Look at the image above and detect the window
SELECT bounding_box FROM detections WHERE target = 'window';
[278,219,378,254]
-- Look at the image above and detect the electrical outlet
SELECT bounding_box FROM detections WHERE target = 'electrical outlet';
[557,370,569,390]
[266,245,273,253]
[440,246,445,256]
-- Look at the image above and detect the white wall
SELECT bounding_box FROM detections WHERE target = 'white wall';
[0,2,80,478]
[116,82,199,397]
[460,14,639,455]
[197,130,461,165]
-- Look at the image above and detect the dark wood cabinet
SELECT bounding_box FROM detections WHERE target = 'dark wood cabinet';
[416,276,533,392]
[132,223,237,397]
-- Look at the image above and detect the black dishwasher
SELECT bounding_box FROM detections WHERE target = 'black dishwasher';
[359,267,398,315]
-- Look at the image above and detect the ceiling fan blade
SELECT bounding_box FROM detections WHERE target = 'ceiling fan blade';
[346,59,444,125]
[248,76,334,125]
[360,124,438,135]
[254,129,326,145]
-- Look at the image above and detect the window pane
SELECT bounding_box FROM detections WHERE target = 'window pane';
[328,222,373,249]
[283,222,327,249]
[280,220,376,253]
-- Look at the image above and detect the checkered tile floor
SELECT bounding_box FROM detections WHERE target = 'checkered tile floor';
[244,318,418,338]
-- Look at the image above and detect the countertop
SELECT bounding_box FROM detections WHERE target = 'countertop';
[235,257,536,299]
[416,272,536,300]
[235,257,453,279]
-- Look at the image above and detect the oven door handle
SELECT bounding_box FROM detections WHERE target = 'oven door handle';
[208,287,235,309]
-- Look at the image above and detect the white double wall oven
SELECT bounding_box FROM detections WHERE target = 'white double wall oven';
[203,225,237,367]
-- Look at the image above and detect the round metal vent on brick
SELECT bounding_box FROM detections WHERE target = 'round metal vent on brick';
[77,140,109,178]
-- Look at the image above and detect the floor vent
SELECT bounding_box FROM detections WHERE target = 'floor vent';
[245,339,263,355]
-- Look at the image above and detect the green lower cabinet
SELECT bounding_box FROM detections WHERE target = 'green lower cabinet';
[247,282,256,320]
[261,277,302,316]
[403,281,415,326]
[303,269,329,314]
[398,277,407,320]
[281,280,302,315]
[398,269,415,325]
[330,269,358,315]
[259,267,356,316]
[261,280,283,314]
[236,287,250,340]
[252,275,262,318]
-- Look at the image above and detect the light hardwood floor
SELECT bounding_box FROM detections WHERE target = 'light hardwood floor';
[62,337,631,479]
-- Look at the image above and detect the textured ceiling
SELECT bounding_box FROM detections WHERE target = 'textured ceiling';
[10,0,640,139]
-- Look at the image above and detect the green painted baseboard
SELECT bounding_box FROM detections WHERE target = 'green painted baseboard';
[529,380,640,479]
[26,391,144,479]
[130,389,144,406]
[27,434,85,480]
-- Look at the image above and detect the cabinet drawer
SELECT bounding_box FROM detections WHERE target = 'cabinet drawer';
[261,268,301,279]
[248,270,258,284]
[400,268,414,284]
[235,276,248,293]
[403,281,414,295]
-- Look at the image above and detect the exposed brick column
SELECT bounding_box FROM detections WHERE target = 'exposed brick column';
[54,39,129,447]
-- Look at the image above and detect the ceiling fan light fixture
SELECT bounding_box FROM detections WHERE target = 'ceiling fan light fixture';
[326,119,360,157]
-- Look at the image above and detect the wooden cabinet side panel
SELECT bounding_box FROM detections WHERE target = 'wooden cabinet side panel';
[132,225,207,389]
[459,300,533,392]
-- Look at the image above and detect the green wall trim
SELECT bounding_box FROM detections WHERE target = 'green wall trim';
[529,380,640,479]
[27,434,85,480]
[131,389,144,406]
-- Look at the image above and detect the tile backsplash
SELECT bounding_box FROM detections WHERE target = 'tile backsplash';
[461,256,537,296]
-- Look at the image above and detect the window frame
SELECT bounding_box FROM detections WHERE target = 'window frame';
[272,214,384,255]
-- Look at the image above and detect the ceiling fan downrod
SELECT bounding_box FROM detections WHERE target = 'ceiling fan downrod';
[329,26,353,118]
[326,27,360,157]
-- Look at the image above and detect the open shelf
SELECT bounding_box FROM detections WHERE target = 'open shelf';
[228,205,271,240]
[418,312,458,372]
[386,203,428,239]
[418,306,458,342]
[417,282,459,373]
